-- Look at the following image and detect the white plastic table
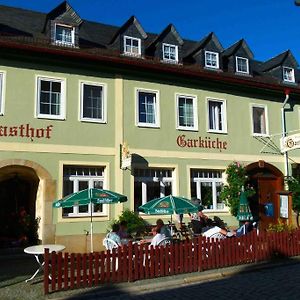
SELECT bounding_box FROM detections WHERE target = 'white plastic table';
[24,244,65,283]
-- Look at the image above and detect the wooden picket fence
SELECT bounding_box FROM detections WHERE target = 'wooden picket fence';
[44,229,300,294]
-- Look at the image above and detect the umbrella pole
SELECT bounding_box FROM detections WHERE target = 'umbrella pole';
[90,189,93,253]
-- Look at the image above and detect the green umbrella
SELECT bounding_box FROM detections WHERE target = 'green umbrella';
[237,191,253,222]
[53,188,127,252]
[138,195,199,230]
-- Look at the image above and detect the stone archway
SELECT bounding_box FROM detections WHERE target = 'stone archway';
[0,159,56,246]
[246,161,284,230]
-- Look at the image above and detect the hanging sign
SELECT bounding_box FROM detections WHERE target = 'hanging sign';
[280,134,300,152]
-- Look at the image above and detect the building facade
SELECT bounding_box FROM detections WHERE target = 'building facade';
[0,2,300,252]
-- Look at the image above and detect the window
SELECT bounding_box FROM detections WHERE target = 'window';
[136,89,159,127]
[205,51,219,69]
[207,98,227,133]
[190,169,225,210]
[0,72,4,115]
[80,82,106,123]
[62,166,107,217]
[36,77,65,119]
[283,67,295,83]
[252,105,268,135]
[55,24,75,46]
[134,168,173,211]
[162,43,178,63]
[236,56,249,74]
[123,36,141,56]
[176,94,198,130]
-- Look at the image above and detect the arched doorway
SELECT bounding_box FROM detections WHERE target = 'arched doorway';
[0,160,56,248]
[246,161,284,230]
[0,166,39,247]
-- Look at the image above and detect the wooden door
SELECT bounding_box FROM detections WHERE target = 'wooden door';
[258,177,281,230]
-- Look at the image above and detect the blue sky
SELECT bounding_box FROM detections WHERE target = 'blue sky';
[0,0,299,63]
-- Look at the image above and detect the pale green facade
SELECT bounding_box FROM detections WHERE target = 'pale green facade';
[1,54,300,252]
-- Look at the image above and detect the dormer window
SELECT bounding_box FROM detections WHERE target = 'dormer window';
[283,67,295,83]
[123,36,141,56]
[236,56,249,74]
[205,51,219,69]
[162,43,178,63]
[55,24,75,46]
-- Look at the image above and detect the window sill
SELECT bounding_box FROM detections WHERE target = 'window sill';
[80,118,107,124]
[36,115,66,121]
[137,123,160,129]
[177,126,198,132]
[207,130,228,135]
[252,133,270,137]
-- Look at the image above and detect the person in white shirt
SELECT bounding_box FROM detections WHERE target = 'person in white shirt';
[150,227,166,247]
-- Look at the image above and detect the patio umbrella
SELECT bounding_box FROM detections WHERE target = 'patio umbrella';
[53,188,127,252]
[138,195,199,225]
[237,191,253,222]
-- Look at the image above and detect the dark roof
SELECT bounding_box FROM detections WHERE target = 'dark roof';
[109,15,147,44]
[184,32,223,58]
[0,1,298,90]
[147,23,184,50]
[260,50,299,72]
[222,39,254,59]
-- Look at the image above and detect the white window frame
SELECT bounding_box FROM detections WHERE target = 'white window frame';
[134,168,174,207]
[136,88,160,128]
[251,104,269,136]
[236,56,249,74]
[36,76,66,120]
[79,81,107,123]
[123,36,141,56]
[0,71,6,116]
[207,98,227,133]
[54,24,75,46]
[63,166,108,217]
[176,93,198,131]
[191,169,226,211]
[205,51,219,69]
[162,43,178,63]
[283,67,295,83]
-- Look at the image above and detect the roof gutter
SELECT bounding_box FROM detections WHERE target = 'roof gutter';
[0,39,300,96]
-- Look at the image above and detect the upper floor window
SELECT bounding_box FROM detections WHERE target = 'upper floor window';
[283,67,295,83]
[205,51,219,69]
[207,98,227,133]
[0,72,4,115]
[236,56,249,74]
[62,165,107,217]
[36,76,65,120]
[162,43,178,63]
[136,89,160,127]
[55,24,75,46]
[80,82,106,123]
[123,36,141,56]
[176,94,198,130]
[251,105,268,136]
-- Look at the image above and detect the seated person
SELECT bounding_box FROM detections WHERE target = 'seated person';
[202,226,229,239]
[189,208,214,234]
[150,227,166,247]
[156,219,171,238]
[117,220,130,239]
[235,221,255,237]
[106,223,122,246]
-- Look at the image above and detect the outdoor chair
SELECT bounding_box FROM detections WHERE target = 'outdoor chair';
[102,238,119,270]
[157,237,172,247]
[102,237,120,251]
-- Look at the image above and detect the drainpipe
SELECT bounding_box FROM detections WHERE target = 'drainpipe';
[281,89,290,178]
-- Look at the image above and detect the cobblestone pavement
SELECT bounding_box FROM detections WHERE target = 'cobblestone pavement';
[64,261,300,300]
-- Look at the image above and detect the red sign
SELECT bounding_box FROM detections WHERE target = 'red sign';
[0,124,53,140]
[177,135,227,151]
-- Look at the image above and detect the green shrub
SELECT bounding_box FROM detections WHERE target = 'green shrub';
[267,220,294,232]
[111,209,149,236]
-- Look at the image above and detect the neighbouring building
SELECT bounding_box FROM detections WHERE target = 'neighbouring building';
[0,1,300,252]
